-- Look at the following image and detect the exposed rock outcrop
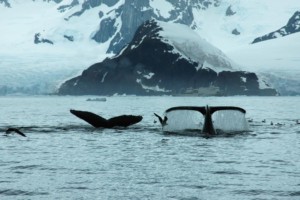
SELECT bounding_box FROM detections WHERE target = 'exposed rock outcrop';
[252,11,300,43]
[58,20,277,96]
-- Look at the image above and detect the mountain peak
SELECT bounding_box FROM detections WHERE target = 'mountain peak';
[0,1,298,95]
[252,10,300,44]
[121,19,236,72]
[58,20,277,96]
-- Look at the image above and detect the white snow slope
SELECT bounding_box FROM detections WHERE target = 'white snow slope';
[193,0,300,94]
[0,0,113,94]
[0,0,299,94]
[157,21,238,73]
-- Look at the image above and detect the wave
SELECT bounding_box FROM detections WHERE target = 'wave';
[0,189,49,196]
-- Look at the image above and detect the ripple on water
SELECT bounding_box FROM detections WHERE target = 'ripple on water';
[232,189,300,197]
[0,161,21,167]
[179,184,207,189]
[269,131,282,135]
[289,191,300,196]
[0,181,13,183]
[0,189,49,196]
[58,186,92,190]
[10,164,41,170]
[211,170,243,175]
[0,96,299,200]
[136,181,161,185]
[214,160,241,164]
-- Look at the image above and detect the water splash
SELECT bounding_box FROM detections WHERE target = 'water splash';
[162,110,249,133]
[163,110,204,132]
[213,110,249,132]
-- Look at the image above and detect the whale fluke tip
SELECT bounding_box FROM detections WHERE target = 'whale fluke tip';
[71,109,142,128]
[5,128,26,137]
[154,113,167,126]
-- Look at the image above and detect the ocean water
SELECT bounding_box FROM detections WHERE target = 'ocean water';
[0,96,299,200]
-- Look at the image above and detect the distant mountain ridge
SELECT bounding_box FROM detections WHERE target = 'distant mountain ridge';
[0,0,299,95]
[88,0,220,53]
[252,11,300,44]
[1,0,298,52]
[58,20,277,96]
[1,0,220,54]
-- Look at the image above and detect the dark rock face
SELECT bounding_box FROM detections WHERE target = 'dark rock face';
[232,28,240,35]
[66,0,118,19]
[215,71,277,96]
[64,35,74,41]
[92,17,119,44]
[0,0,10,7]
[58,20,277,96]
[85,0,220,53]
[252,11,300,44]
[226,5,236,16]
[57,0,79,12]
[34,33,54,45]
[51,0,63,3]
[3,0,220,54]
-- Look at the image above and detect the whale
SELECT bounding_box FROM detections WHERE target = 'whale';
[5,128,26,137]
[70,109,143,128]
[155,105,246,136]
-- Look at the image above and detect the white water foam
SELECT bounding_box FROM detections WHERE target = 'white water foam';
[163,109,249,133]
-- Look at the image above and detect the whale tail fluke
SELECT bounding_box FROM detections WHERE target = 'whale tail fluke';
[154,113,168,126]
[5,128,26,137]
[70,109,108,128]
[108,115,143,127]
[159,106,247,136]
[209,106,246,114]
[70,109,143,128]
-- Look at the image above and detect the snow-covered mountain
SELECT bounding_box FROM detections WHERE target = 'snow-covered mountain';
[252,11,300,44]
[0,0,299,95]
[59,20,277,96]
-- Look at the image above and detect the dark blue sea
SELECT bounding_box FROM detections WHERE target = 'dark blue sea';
[0,96,299,200]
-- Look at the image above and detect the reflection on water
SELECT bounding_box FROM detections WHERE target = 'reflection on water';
[0,96,299,200]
